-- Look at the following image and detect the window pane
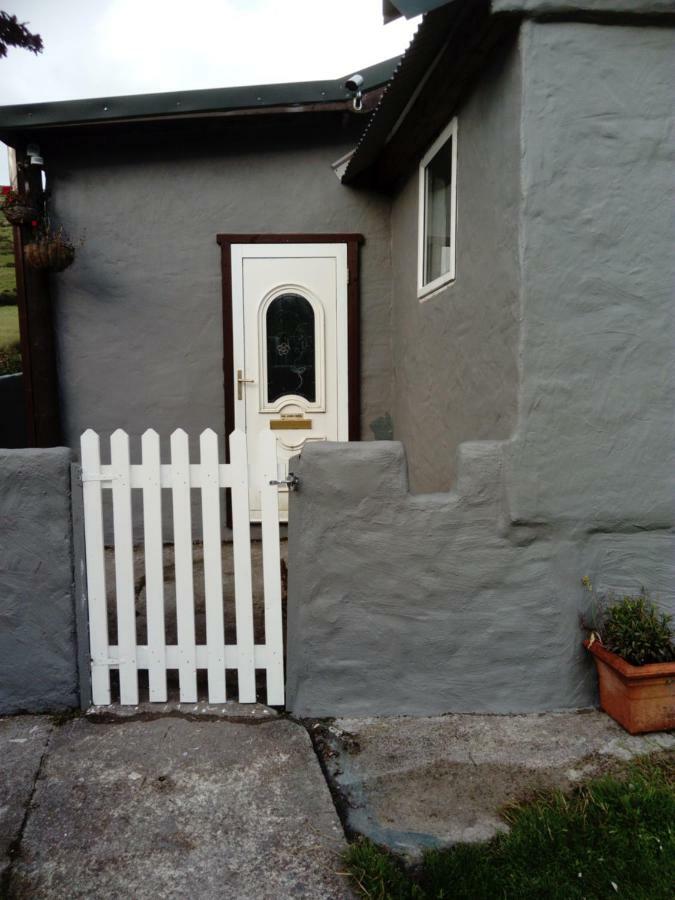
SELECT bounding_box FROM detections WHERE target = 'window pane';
[424,134,453,285]
[266,293,316,403]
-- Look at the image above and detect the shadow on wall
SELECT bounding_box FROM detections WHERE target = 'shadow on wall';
[285,439,675,718]
[0,373,27,448]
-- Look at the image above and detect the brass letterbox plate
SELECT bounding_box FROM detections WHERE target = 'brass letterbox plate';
[270,419,312,430]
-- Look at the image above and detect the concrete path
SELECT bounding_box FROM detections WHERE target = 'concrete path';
[314,710,675,860]
[1,710,352,899]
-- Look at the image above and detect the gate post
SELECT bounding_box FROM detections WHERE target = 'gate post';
[70,463,92,710]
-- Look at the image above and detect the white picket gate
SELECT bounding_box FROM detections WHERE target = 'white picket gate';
[80,427,284,707]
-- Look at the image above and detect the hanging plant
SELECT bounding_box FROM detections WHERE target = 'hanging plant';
[0,187,38,226]
[24,221,76,273]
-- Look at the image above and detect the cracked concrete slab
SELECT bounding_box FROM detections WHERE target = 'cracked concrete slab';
[314,710,675,860]
[0,717,53,884]
[8,716,352,899]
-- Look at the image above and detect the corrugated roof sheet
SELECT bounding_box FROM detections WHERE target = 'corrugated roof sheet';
[344,3,462,183]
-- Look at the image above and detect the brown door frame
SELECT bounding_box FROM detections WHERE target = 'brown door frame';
[217,233,363,451]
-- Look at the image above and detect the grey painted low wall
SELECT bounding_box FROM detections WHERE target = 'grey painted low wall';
[0,373,27,449]
[0,448,79,713]
[285,441,675,717]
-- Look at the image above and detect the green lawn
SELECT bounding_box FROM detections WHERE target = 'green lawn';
[0,304,19,347]
[0,215,17,300]
[345,754,675,900]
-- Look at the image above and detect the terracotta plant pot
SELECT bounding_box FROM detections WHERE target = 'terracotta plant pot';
[585,639,675,734]
[24,238,75,272]
[2,204,37,226]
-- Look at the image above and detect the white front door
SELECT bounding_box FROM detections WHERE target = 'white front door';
[231,243,349,521]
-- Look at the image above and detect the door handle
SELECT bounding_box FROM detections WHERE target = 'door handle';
[237,369,255,400]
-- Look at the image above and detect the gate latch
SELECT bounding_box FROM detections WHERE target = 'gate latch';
[269,473,300,491]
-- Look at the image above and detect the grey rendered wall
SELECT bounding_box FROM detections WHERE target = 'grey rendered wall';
[388,38,521,494]
[508,21,675,527]
[286,21,675,717]
[49,122,392,463]
[0,448,79,713]
[286,440,674,717]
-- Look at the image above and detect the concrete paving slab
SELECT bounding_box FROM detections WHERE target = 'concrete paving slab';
[315,710,675,860]
[8,717,352,899]
[0,717,53,884]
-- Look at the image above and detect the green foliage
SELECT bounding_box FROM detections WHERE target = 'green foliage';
[345,755,675,900]
[601,593,675,666]
[583,579,675,666]
[0,339,21,375]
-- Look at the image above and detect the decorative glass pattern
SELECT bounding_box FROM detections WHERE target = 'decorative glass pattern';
[266,293,316,403]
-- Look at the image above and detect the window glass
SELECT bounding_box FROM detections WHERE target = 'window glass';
[266,293,316,403]
[424,134,453,285]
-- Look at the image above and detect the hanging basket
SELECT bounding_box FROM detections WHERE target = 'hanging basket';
[24,236,76,272]
[2,203,38,226]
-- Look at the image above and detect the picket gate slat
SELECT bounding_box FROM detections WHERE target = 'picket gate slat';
[171,429,198,703]
[200,429,227,703]
[141,429,167,702]
[230,430,257,703]
[80,427,283,708]
[110,429,139,705]
[260,431,285,705]
[81,430,111,706]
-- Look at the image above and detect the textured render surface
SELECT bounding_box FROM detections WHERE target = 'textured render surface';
[0,717,53,884]
[0,449,79,713]
[389,38,521,493]
[285,441,675,716]
[285,21,675,717]
[49,120,392,456]
[318,711,675,859]
[506,22,675,527]
[9,717,352,899]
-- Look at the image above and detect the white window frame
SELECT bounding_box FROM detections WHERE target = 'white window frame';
[417,117,458,300]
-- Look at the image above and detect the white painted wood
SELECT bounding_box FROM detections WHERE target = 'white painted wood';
[200,429,226,703]
[81,428,284,708]
[89,463,234,490]
[260,430,285,705]
[110,429,138,705]
[229,429,256,702]
[141,429,167,702]
[417,116,457,300]
[170,429,197,702]
[231,243,349,521]
[107,643,272,670]
[80,430,111,705]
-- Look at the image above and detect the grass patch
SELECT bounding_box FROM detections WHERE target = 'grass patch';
[0,217,17,299]
[0,305,20,347]
[345,754,674,900]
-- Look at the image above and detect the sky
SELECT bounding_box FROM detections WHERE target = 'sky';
[0,0,419,181]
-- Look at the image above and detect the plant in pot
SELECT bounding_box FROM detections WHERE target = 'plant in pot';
[23,220,76,272]
[0,187,38,226]
[582,577,675,734]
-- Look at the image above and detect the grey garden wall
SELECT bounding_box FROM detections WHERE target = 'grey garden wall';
[286,20,675,717]
[285,441,675,717]
[48,119,393,464]
[389,37,521,494]
[0,448,79,713]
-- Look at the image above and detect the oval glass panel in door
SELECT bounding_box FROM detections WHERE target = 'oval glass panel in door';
[266,293,316,403]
